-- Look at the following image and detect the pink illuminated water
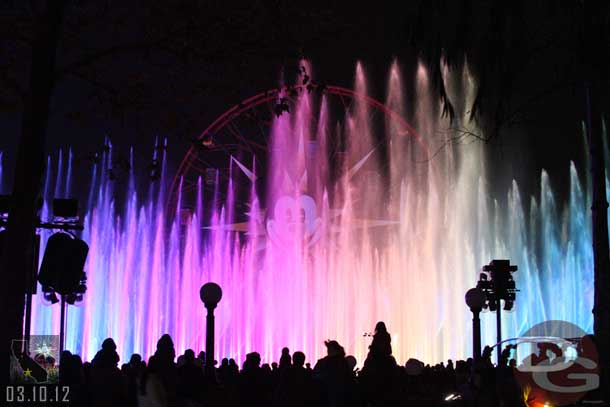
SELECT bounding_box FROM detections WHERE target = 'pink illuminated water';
[15,62,608,365]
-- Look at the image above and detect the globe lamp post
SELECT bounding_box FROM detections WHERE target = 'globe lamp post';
[465,287,486,362]
[200,282,222,378]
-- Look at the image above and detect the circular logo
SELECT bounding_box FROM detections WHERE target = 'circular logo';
[513,320,599,407]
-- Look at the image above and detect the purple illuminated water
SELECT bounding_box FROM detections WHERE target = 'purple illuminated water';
[4,62,608,365]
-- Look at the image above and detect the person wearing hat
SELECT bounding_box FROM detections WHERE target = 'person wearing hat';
[313,340,355,406]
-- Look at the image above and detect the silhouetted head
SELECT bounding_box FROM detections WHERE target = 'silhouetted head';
[375,321,387,333]
[293,351,305,367]
[345,355,357,371]
[71,354,83,367]
[60,350,72,366]
[281,347,289,355]
[271,362,278,370]
[129,354,142,365]
[198,351,205,360]
[221,358,229,367]
[184,349,195,363]
[155,334,175,360]
[245,352,261,368]
[102,338,117,351]
[324,340,345,357]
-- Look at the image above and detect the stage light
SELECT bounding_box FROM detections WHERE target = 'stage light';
[201,133,215,148]
[43,292,59,304]
[65,293,77,305]
[52,199,79,219]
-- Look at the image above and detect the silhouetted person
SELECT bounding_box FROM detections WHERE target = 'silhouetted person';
[474,346,497,407]
[229,358,239,379]
[361,322,399,406]
[89,338,127,407]
[139,334,177,407]
[279,347,291,370]
[239,352,271,407]
[219,357,230,384]
[59,351,72,381]
[274,351,315,407]
[270,361,279,388]
[59,352,85,406]
[368,321,392,357]
[177,349,204,405]
[293,351,305,368]
[92,338,120,368]
[140,353,168,407]
[119,354,143,407]
[196,351,205,369]
[313,340,354,407]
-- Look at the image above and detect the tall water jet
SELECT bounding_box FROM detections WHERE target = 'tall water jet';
[12,62,605,366]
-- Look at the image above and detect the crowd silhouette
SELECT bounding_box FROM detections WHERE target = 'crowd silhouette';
[40,322,529,406]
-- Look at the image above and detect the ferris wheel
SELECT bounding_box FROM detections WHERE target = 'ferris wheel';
[168,82,426,217]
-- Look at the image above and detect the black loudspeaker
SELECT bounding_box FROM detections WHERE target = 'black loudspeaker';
[38,233,89,295]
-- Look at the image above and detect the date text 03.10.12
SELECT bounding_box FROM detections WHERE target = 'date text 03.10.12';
[4,385,71,406]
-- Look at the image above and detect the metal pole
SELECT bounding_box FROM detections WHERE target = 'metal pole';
[24,292,32,344]
[205,306,215,379]
[472,309,481,362]
[496,298,502,366]
[59,295,66,356]
[23,234,39,345]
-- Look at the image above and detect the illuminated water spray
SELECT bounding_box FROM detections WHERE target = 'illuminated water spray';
[6,62,607,365]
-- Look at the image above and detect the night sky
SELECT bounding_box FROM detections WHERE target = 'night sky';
[0,1,606,204]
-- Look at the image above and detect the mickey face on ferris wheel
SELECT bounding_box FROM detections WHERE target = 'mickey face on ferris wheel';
[266,195,322,248]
